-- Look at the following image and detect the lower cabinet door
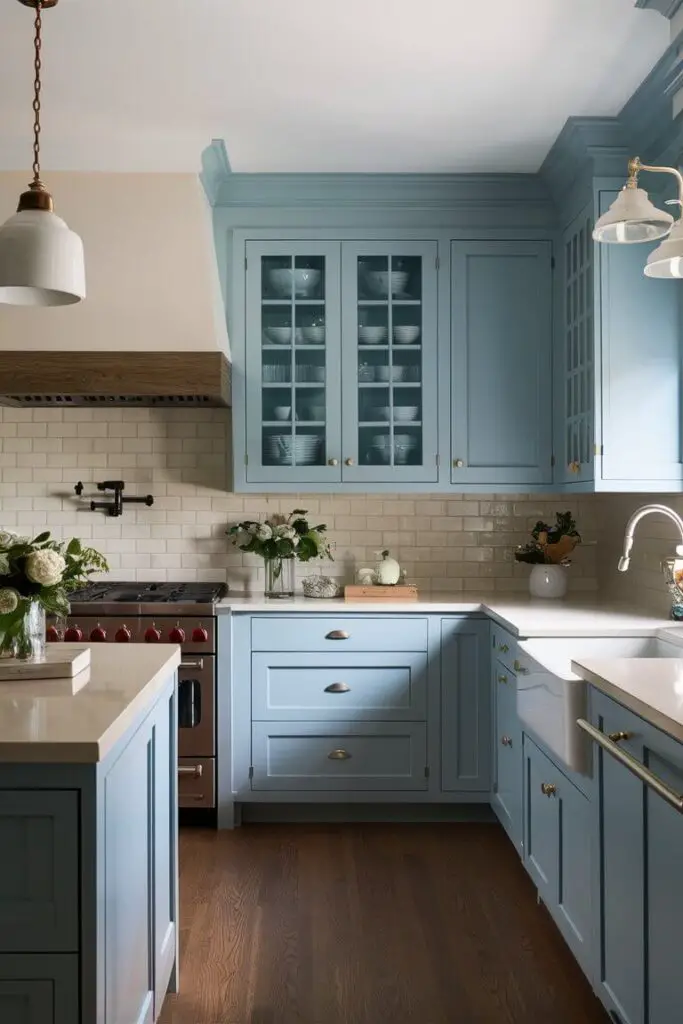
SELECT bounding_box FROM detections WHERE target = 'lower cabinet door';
[491,662,522,850]
[251,721,428,791]
[524,737,592,976]
[0,954,78,1024]
[441,618,491,792]
[152,682,178,1016]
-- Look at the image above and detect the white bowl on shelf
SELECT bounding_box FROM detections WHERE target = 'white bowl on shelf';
[364,270,409,297]
[268,267,321,298]
[394,406,419,422]
[264,326,292,345]
[358,325,388,344]
[302,325,326,344]
[393,325,420,344]
[272,406,291,421]
[375,365,404,382]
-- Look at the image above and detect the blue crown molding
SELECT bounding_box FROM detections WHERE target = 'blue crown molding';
[635,0,683,18]
[200,140,232,205]
[619,34,683,165]
[211,171,553,210]
[539,117,630,207]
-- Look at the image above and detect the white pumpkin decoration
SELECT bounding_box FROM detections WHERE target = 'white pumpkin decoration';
[374,549,401,585]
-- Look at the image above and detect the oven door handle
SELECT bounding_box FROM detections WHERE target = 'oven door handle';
[180,657,204,670]
[178,764,203,778]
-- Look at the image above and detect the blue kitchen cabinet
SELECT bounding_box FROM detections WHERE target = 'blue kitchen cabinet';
[589,688,683,1024]
[0,956,79,1024]
[450,240,553,486]
[523,735,592,978]
[490,656,523,851]
[440,617,491,792]
[556,189,682,491]
[237,238,440,490]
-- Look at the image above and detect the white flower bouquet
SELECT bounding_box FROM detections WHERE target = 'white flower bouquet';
[0,530,108,659]
[227,510,332,597]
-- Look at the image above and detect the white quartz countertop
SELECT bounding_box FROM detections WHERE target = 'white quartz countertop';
[572,655,683,744]
[218,593,671,638]
[0,645,180,764]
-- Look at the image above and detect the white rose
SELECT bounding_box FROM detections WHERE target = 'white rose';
[256,524,273,541]
[0,530,18,549]
[25,549,66,587]
[277,526,296,541]
[0,588,19,614]
[247,523,260,535]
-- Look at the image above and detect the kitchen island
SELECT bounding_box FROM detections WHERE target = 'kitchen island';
[0,644,180,1024]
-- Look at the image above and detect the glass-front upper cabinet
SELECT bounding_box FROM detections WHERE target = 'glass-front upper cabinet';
[244,241,342,483]
[341,242,439,483]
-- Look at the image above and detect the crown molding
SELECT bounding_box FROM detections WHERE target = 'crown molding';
[635,0,683,18]
[200,140,232,206]
[539,117,630,206]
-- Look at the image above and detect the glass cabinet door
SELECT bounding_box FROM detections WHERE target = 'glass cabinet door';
[341,241,439,483]
[244,241,342,483]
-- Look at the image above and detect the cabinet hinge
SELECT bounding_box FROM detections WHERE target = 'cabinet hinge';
[245,256,248,270]
[424,765,430,779]
[551,256,556,270]
[244,452,249,466]
[248,766,254,779]
[594,443,603,457]
[435,454,440,467]
[435,256,440,270]
[550,454,555,468]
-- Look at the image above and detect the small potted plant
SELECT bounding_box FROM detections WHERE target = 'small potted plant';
[227,509,332,598]
[0,530,108,661]
[514,511,581,599]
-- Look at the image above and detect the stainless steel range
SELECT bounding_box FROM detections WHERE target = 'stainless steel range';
[47,581,227,812]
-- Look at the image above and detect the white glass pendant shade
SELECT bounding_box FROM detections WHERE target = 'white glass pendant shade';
[592,187,673,244]
[644,219,683,279]
[0,207,85,306]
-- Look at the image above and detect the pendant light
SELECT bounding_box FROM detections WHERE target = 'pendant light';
[0,0,85,306]
[593,157,683,280]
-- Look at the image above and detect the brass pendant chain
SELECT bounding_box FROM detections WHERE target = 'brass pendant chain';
[32,0,43,188]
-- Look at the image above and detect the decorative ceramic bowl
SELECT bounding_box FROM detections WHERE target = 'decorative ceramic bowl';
[273,406,291,421]
[393,325,420,344]
[268,268,321,298]
[302,325,326,344]
[393,406,419,422]
[364,270,409,297]
[302,575,344,599]
[358,325,388,344]
[264,326,292,345]
[375,365,404,382]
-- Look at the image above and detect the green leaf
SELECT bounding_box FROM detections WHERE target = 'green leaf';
[32,532,51,545]
[66,537,82,556]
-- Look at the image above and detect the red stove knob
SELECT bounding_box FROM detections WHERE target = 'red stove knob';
[192,625,209,643]
[90,623,107,642]
[169,623,185,644]
[64,624,84,642]
[145,623,162,643]
[115,625,132,643]
[46,625,62,642]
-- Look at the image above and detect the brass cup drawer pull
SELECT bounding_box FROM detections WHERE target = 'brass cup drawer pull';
[497,674,508,685]
[578,718,683,814]
[541,782,557,797]
[500,735,513,747]
[497,643,510,654]
[178,764,203,778]
[324,682,351,693]
[513,659,528,674]
[328,748,352,760]
[325,630,350,640]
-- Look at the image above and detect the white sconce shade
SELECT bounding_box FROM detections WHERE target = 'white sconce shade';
[0,208,85,306]
[592,187,674,244]
[644,219,683,279]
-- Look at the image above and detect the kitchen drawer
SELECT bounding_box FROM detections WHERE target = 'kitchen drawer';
[251,721,428,791]
[178,757,215,808]
[491,626,519,672]
[251,651,427,721]
[250,615,428,653]
[0,791,79,953]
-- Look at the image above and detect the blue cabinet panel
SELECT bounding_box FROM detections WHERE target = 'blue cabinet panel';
[250,614,428,653]
[0,791,78,953]
[451,240,552,485]
[252,650,428,721]
[0,954,78,1024]
[152,686,178,1013]
[491,660,522,850]
[440,618,490,792]
[251,721,428,792]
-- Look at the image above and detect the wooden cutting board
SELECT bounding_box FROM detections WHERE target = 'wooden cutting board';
[0,643,91,681]
[344,584,419,601]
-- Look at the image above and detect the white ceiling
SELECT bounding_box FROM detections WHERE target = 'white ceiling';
[0,0,671,174]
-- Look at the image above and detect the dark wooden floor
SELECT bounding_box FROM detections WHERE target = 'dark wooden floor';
[159,822,608,1024]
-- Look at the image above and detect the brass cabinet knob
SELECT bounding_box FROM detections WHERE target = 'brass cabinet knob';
[498,643,509,653]
[453,458,464,468]
[501,735,513,747]
[324,682,351,693]
[541,782,557,797]
[608,730,632,743]
[328,749,351,760]
[328,458,339,466]
[513,659,527,674]
[345,458,355,466]
[497,674,508,685]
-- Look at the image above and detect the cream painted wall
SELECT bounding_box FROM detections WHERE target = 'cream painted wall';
[0,172,229,354]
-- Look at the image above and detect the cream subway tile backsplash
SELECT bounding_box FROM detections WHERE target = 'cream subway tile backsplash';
[0,407,601,593]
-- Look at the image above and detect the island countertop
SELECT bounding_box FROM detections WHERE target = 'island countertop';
[0,645,180,764]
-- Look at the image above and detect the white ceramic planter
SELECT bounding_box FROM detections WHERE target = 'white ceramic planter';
[529,564,567,599]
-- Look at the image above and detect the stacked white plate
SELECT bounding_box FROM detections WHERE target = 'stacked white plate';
[267,434,321,466]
